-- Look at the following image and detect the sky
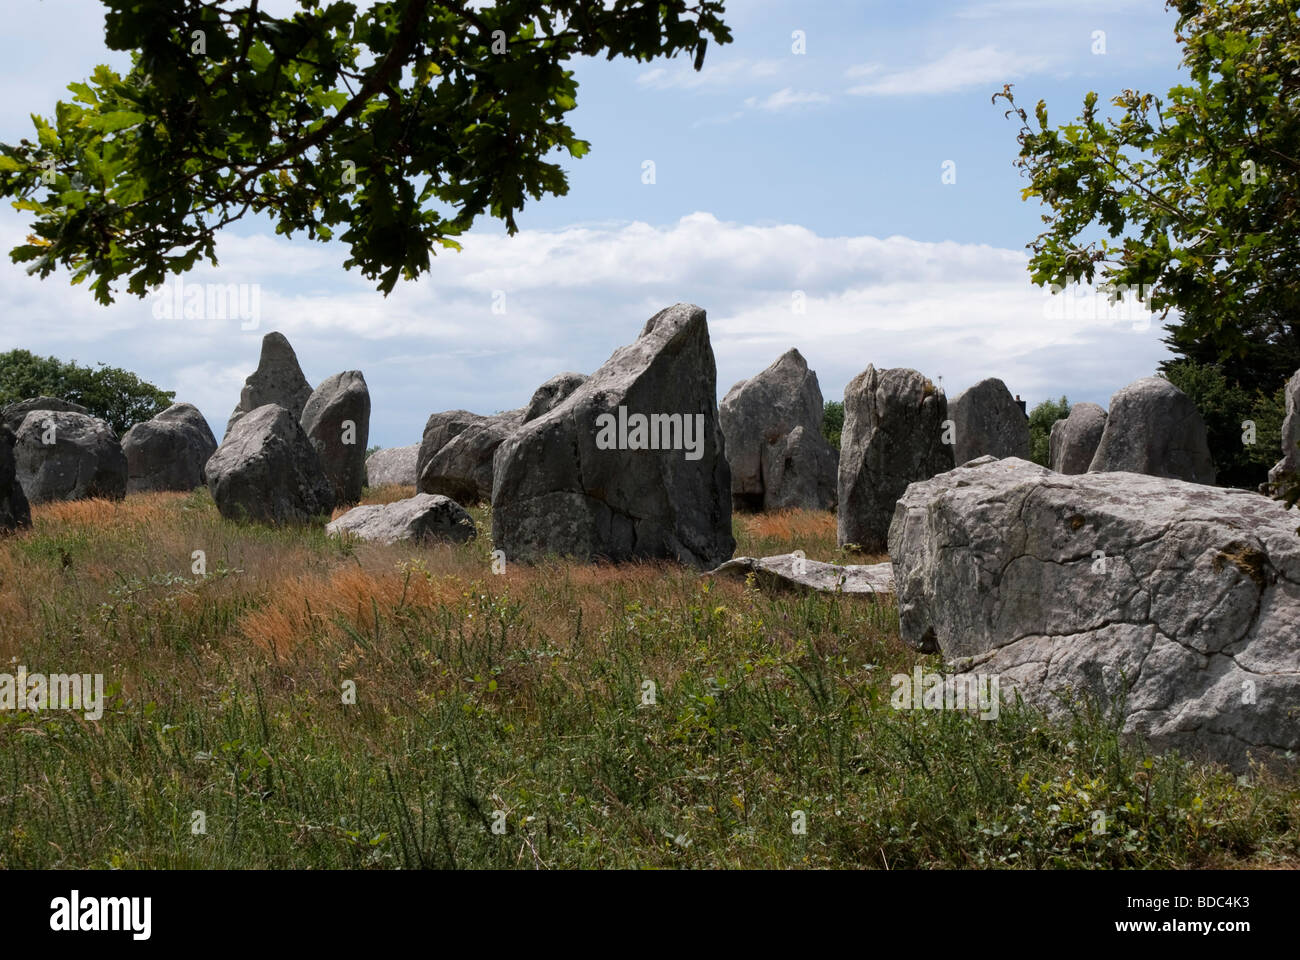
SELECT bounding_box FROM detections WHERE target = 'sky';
[0,0,1189,447]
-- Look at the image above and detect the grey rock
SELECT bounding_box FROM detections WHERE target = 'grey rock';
[492,303,735,568]
[225,332,313,438]
[720,348,837,511]
[419,409,523,504]
[121,403,218,493]
[950,377,1029,464]
[326,493,477,545]
[2,396,89,434]
[365,444,419,487]
[416,410,484,489]
[1267,368,1300,486]
[12,411,127,503]
[1,426,31,532]
[301,370,370,505]
[837,366,953,552]
[1049,402,1107,475]
[707,553,893,595]
[524,373,588,423]
[206,404,334,524]
[1088,377,1215,484]
[888,455,1300,772]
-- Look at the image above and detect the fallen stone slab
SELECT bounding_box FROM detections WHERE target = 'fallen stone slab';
[326,493,477,544]
[707,553,894,595]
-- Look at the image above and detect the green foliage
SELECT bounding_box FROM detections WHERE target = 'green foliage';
[995,0,1300,364]
[821,399,843,450]
[0,348,174,436]
[0,0,732,303]
[1027,396,1069,467]
[1163,360,1286,489]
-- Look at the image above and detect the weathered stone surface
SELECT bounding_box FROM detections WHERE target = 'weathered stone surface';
[1,426,31,532]
[1088,377,1215,484]
[12,411,127,503]
[707,553,893,595]
[1267,368,1300,485]
[365,444,419,487]
[225,332,313,438]
[301,370,370,505]
[416,410,483,489]
[837,366,953,552]
[2,397,89,434]
[121,403,218,493]
[524,373,588,423]
[889,455,1300,772]
[326,493,476,544]
[950,377,1029,464]
[493,303,735,568]
[1049,402,1107,475]
[419,409,523,504]
[720,349,837,512]
[206,404,334,523]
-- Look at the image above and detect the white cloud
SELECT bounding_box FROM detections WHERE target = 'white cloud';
[743,88,831,112]
[846,46,1049,96]
[0,213,1169,447]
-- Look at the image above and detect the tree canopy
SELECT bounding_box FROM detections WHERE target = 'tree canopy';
[0,349,175,435]
[0,0,731,303]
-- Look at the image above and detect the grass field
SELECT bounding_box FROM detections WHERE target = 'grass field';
[0,488,1296,869]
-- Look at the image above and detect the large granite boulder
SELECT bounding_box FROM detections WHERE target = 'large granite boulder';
[326,493,477,545]
[492,303,735,568]
[719,349,838,512]
[2,396,88,434]
[1267,368,1300,486]
[419,409,523,504]
[416,410,483,488]
[949,377,1029,464]
[206,404,334,523]
[1088,377,1215,484]
[12,411,127,503]
[225,332,313,438]
[301,370,370,505]
[121,403,218,493]
[889,456,1300,772]
[524,373,588,423]
[365,444,419,487]
[1,426,31,532]
[1049,402,1107,475]
[837,366,953,552]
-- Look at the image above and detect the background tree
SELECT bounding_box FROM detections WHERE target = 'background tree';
[0,349,175,435]
[0,0,730,304]
[1027,396,1069,467]
[821,399,843,450]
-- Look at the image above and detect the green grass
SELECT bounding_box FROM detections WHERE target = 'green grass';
[0,491,1295,869]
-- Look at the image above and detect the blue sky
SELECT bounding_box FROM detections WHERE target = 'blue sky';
[0,0,1189,447]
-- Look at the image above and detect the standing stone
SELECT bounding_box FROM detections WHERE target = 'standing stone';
[365,444,419,487]
[493,303,735,568]
[719,349,838,512]
[301,371,370,505]
[1,426,31,532]
[12,411,127,503]
[524,373,588,423]
[206,404,334,523]
[837,366,953,552]
[1088,377,1215,484]
[419,409,523,504]
[225,332,313,438]
[2,397,89,434]
[327,493,477,545]
[416,410,484,488]
[1267,368,1300,486]
[121,403,218,493]
[1049,402,1107,475]
[888,456,1300,773]
[949,377,1029,465]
